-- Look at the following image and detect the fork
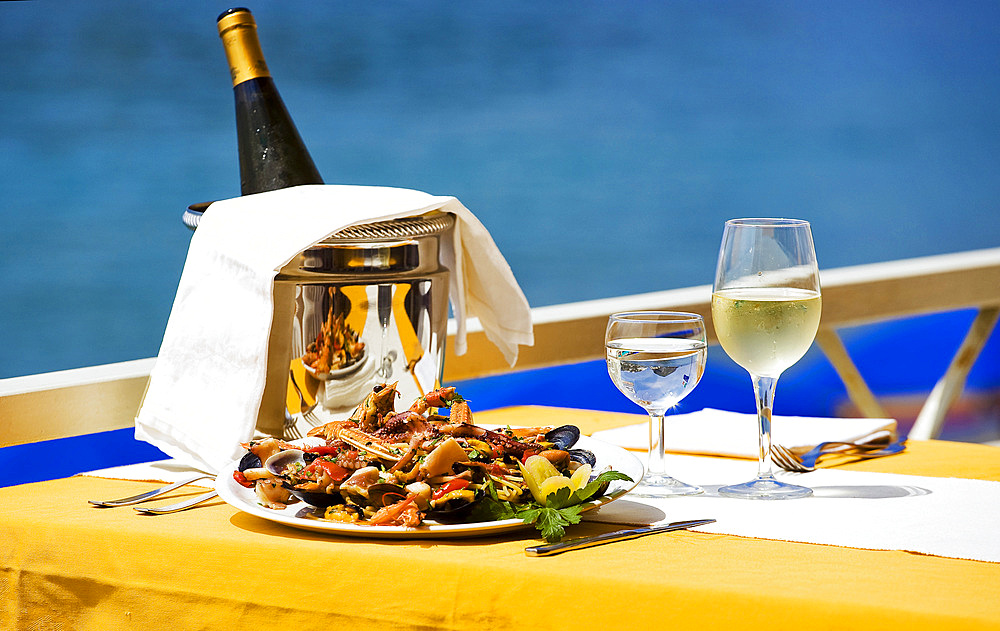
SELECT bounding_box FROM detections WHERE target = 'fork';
[303,407,325,428]
[772,440,906,473]
[89,474,215,507]
[133,490,220,515]
[284,410,304,440]
[284,408,328,440]
[773,439,901,472]
[770,429,891,473]
[287,369,327,439]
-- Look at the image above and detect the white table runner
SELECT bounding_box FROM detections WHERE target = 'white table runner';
[586,453,1000,564]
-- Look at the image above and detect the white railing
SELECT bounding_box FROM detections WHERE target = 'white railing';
[443,247,1000,440]
[3,247,999,447]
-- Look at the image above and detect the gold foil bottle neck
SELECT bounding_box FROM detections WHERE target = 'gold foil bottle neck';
[218,8,270,86]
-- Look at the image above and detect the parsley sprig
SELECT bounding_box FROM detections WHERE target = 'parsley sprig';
[472,471,633,542]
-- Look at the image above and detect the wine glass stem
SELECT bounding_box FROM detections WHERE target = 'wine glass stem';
[647,412,667,475]
[751,374,778,480]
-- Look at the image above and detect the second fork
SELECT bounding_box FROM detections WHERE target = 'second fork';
[773,440,906,473]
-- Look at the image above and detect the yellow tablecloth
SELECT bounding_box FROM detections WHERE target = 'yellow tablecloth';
[3,406,1000,631]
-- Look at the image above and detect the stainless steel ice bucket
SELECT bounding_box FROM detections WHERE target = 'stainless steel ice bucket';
[257,213,454,437]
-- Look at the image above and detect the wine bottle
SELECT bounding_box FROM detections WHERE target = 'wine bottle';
[183,8,324,230]
[218,6,324,194]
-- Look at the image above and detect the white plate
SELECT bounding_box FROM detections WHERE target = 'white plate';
[215,435,643,539]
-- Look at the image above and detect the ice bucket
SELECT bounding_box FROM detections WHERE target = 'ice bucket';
[257,212,455,437]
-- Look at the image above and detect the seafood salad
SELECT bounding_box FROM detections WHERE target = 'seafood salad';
[233,383,632,540]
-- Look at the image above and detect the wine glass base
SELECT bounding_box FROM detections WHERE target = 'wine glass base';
[629,472,703,497]
[718,477,812,500]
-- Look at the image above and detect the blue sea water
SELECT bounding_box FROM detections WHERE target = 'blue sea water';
[2,0,999,380]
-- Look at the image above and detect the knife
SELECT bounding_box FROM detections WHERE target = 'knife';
[524,518,716,557]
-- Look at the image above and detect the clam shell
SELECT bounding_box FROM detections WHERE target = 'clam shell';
[264,449,306,476]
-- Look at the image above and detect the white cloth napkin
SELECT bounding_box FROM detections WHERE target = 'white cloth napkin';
[135,185,533,474]
[591,408,896,458]
[83,459,212,485]
[586,453,1000,563]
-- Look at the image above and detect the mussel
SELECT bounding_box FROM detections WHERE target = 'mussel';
[354,481,481,524]
[544,425,581,451]
[568,448,597,467]
[287,487,345,508]
[238,451,261,472]
[542,425,597,466]
[366,483,409,508]
[426,489,482,524]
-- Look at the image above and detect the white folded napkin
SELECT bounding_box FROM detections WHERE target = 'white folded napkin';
[135,185,533,474]
[591,408,896,458]
[586,454,1000,563]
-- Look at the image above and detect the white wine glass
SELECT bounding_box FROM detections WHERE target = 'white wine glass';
[712,218,822,499]
[606,311,707,497]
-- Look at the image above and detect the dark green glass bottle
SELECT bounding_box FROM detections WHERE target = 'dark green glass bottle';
[218,7,323,195]
[183,8,324,229]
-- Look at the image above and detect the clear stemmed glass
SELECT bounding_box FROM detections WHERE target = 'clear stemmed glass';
[606,311,707,497]
[712,218,822,499]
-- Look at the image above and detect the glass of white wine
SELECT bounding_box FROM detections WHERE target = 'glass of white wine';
[712,218,822,499]
[606,312,707,497]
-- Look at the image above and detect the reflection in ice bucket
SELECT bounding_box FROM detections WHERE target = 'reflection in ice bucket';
[301,287,367,378]
[319,350,380,412]
[292,281,441,420]
[277,213,455,432]
[304,346,369,381]
[301,351,372,422]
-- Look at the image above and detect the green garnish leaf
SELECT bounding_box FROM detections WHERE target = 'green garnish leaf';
[518,504,586,542]
[524,471,635,540]
[462,469,635,543]
[468,477,517,522]
[573,470,634,504]
[543,484,576,510]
